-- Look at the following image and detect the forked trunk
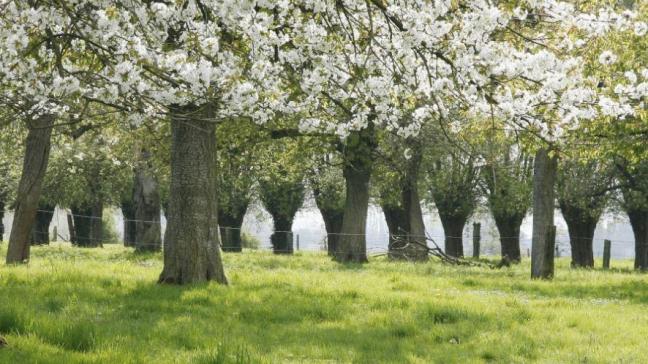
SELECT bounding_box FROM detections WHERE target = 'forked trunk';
[158,105,227,285]
[32,204,55,245]
[335,126,375,263]
[627,208,648,270]
[6,115,55,264]
[134,152,162,252]
[493,214,523,263]
[531,148,558,279]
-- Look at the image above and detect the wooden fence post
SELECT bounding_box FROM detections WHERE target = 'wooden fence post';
[67,213,76,244]
[603,239,611,269]
[296,234,300,251]
[472,223,481,259]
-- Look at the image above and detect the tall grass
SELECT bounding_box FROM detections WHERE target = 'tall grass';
[0,243,647,363]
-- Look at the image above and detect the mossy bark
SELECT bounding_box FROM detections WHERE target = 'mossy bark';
[493,214,523,263]
[218,206,247,252]
[561,204,598,268]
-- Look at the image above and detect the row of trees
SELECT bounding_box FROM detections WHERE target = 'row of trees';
[0,1,646,284]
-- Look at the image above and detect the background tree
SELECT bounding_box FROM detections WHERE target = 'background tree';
[557,159,614,268]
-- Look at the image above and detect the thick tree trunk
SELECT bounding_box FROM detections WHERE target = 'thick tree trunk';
[399,152,428,261]
[319,207,344,256]
[493,214,523,263]
[439,215,466,258]
[134,152,162,252]
[561,206,598,268]
[335,126,375,263]
[383,204,407,257]
[71,201,103,247]
[627,208,648,270]
[6,115,54,264]
[121,199,136,247]
[32,203,55,245]
[218,208,246,252]
[531,148,558,279]
[158,105,227,285]
[270,215,294,254]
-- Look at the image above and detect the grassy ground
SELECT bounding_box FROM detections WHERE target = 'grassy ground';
[0,244,647,363]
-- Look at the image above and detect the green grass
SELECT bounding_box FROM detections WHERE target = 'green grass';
[0,243,647,363]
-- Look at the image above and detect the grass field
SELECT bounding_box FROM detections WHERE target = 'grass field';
[1,243,647,363]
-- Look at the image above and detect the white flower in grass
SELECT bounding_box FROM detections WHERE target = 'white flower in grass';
[634,22,647,36]
[598,51,617,66]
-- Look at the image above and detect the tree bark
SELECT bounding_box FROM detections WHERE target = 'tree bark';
[134,150,162,252]
[561,205,598,268]
[319,207,344,256]
[531,148,558,279]
[493,214,523,263]
[439,215,466,258]
[627,208,648,270]
[335,126,375,263]
[399,150,428,261]
[0,198,5,241]
[32,203,55,245]
[218,207,247,252]
[6,115,55,264]
[71,201,103,247]
[270,215,294,254]
[383,204,407,256]
[158,105,227,285]
[121,199,136,247]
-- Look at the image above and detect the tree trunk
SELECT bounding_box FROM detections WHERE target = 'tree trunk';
[32,203,55,245]
[71,201,103,247]
[270,215,294,254]
[561,206,597,268]
[319,207,344,256]
[121,199,136,247]
[383,204,407,257]
[399,151,428,261]
[531,148,558,279]
[6,115,55,264]
[335,126,375,263]
[493,213,523,263]
[0,198,5,241]
[218,208,247,252]
[158,105,227,285]
[627,208,648,270]
[134,151,162,252]
[439,215,466,258]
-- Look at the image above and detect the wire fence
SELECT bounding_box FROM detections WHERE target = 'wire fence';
[0,208,642,259]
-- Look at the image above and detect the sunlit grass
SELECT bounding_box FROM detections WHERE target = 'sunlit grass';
[0,243,647,363]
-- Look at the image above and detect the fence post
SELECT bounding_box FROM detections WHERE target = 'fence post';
[67,213,76,244]
[555,242,560,258]
[603,239,611,269]
[52,226,57,242]
[541,225,556,279]
[296,234,300,251]
[472,223,481,258]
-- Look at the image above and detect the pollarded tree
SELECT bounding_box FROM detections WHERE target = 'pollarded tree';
[481,140,533,263]
[257,139,307,255]
[216,120,258,253]
[425,149,481,258]
[373,133,428,261]
[615,159,648,270]
[308,153,345,256]
[557,159,614,268]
